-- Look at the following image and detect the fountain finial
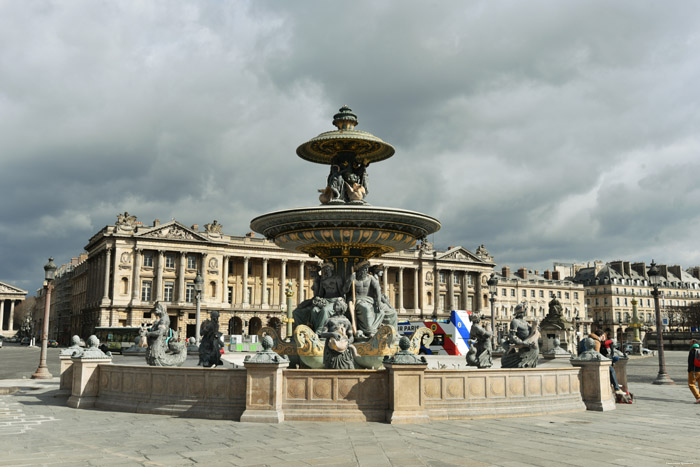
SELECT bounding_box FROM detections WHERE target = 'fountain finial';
[332,106,358,131]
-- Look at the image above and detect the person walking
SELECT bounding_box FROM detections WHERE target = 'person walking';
[688,339,700,403]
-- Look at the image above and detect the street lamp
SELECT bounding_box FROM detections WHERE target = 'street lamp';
[32,257,57,379]
[574,312,581,354]
[194,271,204,345]
[487,273,498,347]
[285,280,294,341]
[648,260,674,385]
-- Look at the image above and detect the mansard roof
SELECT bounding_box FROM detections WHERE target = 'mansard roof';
[0,281,28,296]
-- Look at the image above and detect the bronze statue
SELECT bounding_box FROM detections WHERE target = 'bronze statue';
[198,311,224,368]
[344,261,384,338]
[501,304,540,368]
[466,314,493,369]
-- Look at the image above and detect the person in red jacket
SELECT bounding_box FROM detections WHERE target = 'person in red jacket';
[688,339,700,403]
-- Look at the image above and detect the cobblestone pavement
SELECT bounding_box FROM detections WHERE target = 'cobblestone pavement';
[0,351,698,466]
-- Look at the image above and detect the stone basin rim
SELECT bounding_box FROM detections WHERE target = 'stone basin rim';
[250,205,442,238]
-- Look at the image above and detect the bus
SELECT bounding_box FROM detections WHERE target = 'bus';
[397,310,472,355]
[94,327,141,354]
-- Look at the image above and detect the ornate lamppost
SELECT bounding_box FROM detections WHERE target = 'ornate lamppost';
[574,312,581,354]
[194,271,204,345]
[487,273,498,347]
[32,257,57,379]
[648,260,674,385]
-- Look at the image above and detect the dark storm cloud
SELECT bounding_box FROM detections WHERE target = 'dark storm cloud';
[1,1,699,292]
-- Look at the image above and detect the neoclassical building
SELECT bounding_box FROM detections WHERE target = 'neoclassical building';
[572,260,700,341]
[0,281,27,335]
[75,214,497,340]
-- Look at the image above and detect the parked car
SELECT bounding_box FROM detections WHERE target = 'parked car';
[623,344,633,353]
[48,340,59,348]
[20,337,31,345]
[8,336,19,343]
[642,348,654,355]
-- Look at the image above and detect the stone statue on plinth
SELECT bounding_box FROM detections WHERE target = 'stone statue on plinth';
[540,296,574,354]
[141,302,187,367]
[244,335,289,364]
[73,335,111,359]
[198,311,224,368]
[60,335,83,357]
[501,304,540,368]
[466,313,493,369]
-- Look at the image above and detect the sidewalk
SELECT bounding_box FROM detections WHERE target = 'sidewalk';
[1,354,698,466]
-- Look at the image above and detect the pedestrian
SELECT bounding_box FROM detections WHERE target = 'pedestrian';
[688,338,700,403]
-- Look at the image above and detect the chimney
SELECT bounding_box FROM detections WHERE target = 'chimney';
[659,264,669,279]
[610,261,624,276]
[502,266,510,279]
[689,267,700,280]
[624,261,631,277]
[191,224,199,231]
[544,270,551,280]
[517,267,527,280]
[534,270,539,276]
[153,219,160,227]
[552,270,561,280]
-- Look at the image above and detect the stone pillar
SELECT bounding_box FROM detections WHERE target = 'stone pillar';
[614,358,629,392]
[570,359,616,411]
[434,266,440,314]
[462,273,469,310]
[262,258,269,307]
[298,261,305,301]
[0,300,4,331]
[242,257,250,307]
[475,273,484,311]
[280,260,287,309]
[101,247,112,304]
[9,300,16,331]
[222,255,229,305]
[131,248,141,302]
[383,266,389,295]
[398,267,405,312]
[156,251,164,301]
[178,252,186,303]
[58,355,74,396]
[413,268,419,313]
[67,357,112,409]
[448,271,455,311]
[240,360,289,423]
[384,362,430,424]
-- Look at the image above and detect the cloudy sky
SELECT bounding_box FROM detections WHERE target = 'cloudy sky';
[2,1,699,293]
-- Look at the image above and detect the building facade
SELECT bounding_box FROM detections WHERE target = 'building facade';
[74,215,497,341]
[489,266,587,344]
[0,281,28,336]
[572,260,700,341]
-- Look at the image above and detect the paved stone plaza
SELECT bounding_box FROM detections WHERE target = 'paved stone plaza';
[0,347,698,466]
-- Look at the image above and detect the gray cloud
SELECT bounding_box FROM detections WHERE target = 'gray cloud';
[1,1,699,292]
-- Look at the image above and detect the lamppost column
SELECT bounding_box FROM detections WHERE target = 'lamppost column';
[280,260,287,310]
[652,286,673,384]
[194,272,203,345]
[32,258,56,380]
[285,281,294,340]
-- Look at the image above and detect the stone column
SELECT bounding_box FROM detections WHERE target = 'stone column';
[462,273,469,310]
[131,248,141,302]
[570,359,616,411]
[262,258,269,307]
[101,247,112,304]
[413,268,419,313]
[242,257,250,307]
[280,260,287,309]
[298,261,305,301]
[398,267,405,312]
[448,271,455,311]
[9,300,15,331]
[0,300,4,331]
[434,266,440,315]
[68,356,112,409]
[178,252,187,303]
[222,256,229,305]
[384,362,430,424]
[475,273,484,311]
[240,360,289,423]
[383,266,389,295]
[156,250,164,301]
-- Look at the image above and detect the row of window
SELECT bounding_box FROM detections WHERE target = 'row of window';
[500,289,579,300]
[591,287,700,298]
[141,253,198,269]
[588,297,693,308]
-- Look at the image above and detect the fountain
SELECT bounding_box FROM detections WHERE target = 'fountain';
[250,106,441,368]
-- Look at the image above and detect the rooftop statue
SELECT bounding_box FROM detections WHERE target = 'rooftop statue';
[501,304,540,368]
[141,302,187,367]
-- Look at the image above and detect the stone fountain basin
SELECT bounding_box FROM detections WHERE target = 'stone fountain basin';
[250,205,441,257]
